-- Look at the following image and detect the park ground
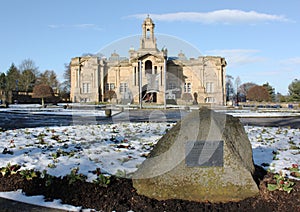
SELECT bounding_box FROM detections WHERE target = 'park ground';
[0,105,299,211]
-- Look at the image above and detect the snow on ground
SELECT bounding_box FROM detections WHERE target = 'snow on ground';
[0,122,299,181]
[0,108,299,210]
[0,122,174,211]
[0,123,174,180]
[0,189,82,211]
[246,126,300,176]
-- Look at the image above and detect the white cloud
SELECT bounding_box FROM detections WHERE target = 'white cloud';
[128,10,291,25]
[280,57,300,65]
[255,70,284,76]
[206,49,266,66]
[207,49,259,55]
[48,24,102,31]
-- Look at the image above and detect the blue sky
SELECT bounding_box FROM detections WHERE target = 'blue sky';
[1,0,299,94]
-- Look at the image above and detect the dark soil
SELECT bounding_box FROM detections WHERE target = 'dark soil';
[0,166,299,212]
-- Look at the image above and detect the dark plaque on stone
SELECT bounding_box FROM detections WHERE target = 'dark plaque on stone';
[185,140,223,167]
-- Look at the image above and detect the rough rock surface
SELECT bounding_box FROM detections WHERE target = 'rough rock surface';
[133,108,259,202]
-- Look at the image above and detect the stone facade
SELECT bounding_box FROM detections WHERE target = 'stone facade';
[70,17,227,105]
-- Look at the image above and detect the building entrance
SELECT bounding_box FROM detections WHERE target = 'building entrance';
[142,85,157,103]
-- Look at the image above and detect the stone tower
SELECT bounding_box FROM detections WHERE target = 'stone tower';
[139,15,158,52]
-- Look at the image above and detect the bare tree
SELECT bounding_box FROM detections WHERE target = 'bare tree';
[20,70,36,93]
[225,75,234,102]
[234,76,241,105]
[61,63,71,93]
[18,59,39,93]
[18,59,39,76]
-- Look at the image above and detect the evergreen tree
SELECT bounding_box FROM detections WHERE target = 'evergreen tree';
[0,73,6,90]
[6,63,20,92]
[38,70,59,89]
[263,82,275,102]
[288,79,300,102]
[0,72,6,103]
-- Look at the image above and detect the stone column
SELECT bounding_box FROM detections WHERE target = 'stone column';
[100,66,104,102]
[78,66,81,90]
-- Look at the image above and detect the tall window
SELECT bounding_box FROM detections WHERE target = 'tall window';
[134,67,137,86]
[145,60,152,75]
[184,82,192,93]
[168,82,176,90]
[119,82,128,93]
[82,83,90,93]
[160,67,163,86]
[146,29,150,39]
[105,83,115,91]
[206,82,214,93]
[205,97,215,103]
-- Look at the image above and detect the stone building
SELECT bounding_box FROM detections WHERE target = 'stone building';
[70,16,227,105]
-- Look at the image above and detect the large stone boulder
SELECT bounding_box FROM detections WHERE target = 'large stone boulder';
[132,108,259,202]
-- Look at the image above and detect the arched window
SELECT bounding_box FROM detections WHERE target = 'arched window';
[145,60,152,75]
[146,28,150,39]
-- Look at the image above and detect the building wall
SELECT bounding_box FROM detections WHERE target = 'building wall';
[70,17,226,105]
[70,55,226,105]
[70,57,103,103]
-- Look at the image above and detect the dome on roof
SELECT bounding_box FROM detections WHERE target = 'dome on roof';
[129,46,135,51]
[143,14,154,23]
[111,50,119,57]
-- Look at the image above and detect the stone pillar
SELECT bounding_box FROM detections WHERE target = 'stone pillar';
[100,66,104,102]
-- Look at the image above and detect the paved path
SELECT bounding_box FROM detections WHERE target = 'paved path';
[0,109,188,130]
[240,116,300,129]
[1,109,299,130]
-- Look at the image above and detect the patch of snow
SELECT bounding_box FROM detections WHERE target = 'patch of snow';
[0,118,299,210]
[0,189,81,211]
[246,126,300,179]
